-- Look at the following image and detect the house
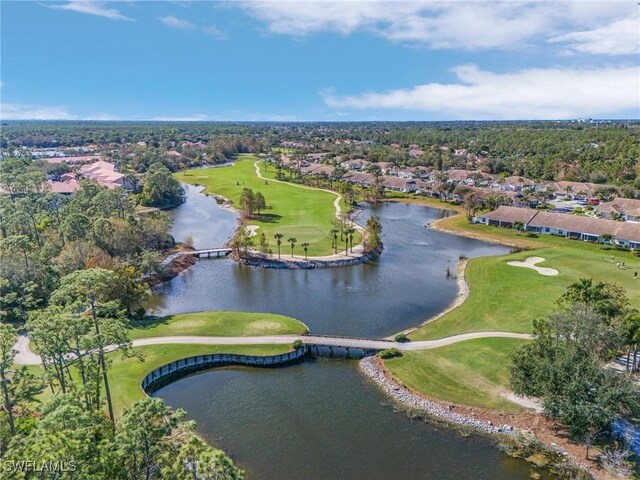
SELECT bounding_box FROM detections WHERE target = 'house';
[445,169,488,186]
[47,179,80,195]
[79,160,133,190]
[445,169,472,184]
[595,198,640,222]
[342,171,374,187]
[474,206,538,227]
[306,153,329,162]
[340,159,371,171]
[547,181,606,200]
[474,206,640,248]
[463,187,518,203]
[300,163,336,176]
[379,176,427,193]
[41,155,103,164]
[499,176,535,192]
[408,148,424,158]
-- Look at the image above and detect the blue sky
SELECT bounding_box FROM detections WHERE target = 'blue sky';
[1,1,638,121]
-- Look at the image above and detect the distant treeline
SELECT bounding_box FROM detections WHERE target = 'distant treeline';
[1,120,638,186]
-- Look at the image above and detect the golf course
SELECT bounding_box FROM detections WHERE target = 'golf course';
[175,155,361,257]
[381,223,640,410]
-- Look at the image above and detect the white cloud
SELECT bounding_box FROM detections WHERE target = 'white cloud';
[202,26,227,39]
[323,65,640,119]
[47,1,133,21]
[549,16,640,56]
[239,1,637,53]
[159,15,226,38]
[1,103,78,120]
[159,15,196,30]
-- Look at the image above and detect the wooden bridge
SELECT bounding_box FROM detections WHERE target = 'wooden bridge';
[161,248,232,267]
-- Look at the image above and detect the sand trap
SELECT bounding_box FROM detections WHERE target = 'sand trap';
[507,256,558,276]
[245,225,260,237]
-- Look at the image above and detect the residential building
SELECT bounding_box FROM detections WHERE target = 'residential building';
[596,198,640,222]
[79,160,133,190]
[474,206,640,248]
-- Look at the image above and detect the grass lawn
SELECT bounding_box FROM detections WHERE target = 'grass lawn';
[130,311,308,339]
[108,344,291,416]
[411,246,640,340]
[384,337,526,412]
[28,344,293,417]
[175,155,361,256]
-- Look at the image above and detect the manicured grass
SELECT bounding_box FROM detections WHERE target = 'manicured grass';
[411,246,640,340]
[108,344,291,416]
[25,344,293,417]
[129,311,308,339]
[384,337,526,412]
[176,155,361,256]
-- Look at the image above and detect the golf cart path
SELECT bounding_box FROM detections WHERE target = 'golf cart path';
[13,331,531,366]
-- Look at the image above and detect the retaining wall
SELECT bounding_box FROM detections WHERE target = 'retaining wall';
[141,348,307,394]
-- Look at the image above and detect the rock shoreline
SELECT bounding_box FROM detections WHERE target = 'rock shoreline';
[236,245,383,269]
[358,356,516,436]
[359,355,596,479]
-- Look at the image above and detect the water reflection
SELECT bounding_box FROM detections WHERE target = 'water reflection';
[158,359,551,480]
[151,196,509,338]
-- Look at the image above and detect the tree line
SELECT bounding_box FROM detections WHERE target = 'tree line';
[0,156,245,477]
[3,121,638,188]
[511,278,640,467]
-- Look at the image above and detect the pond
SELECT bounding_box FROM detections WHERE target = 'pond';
[152,184,551,479]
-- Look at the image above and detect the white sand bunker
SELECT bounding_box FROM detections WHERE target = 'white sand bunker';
[507,256,559,276]
[245,225,260,237]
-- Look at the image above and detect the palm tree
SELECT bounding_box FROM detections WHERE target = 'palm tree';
[274,233,283,259]
[345,227,355,252]
[301,242,310,259]
[330,229,339,253]
[288,237,297,257]
[513,221,524,235]
[600,233,614,247]
[389,158,401,176]
[564,185,573,199]
[343,229,351,255]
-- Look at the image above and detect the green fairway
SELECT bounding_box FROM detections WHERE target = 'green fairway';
[411,246,640,340]
[176,155,361,256]
[384,337,526,412]
[130,311,308,339]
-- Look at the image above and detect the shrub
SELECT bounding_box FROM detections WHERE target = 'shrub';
[379,348,402,359]
[292,339,303,350]
[394,333,409,343]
